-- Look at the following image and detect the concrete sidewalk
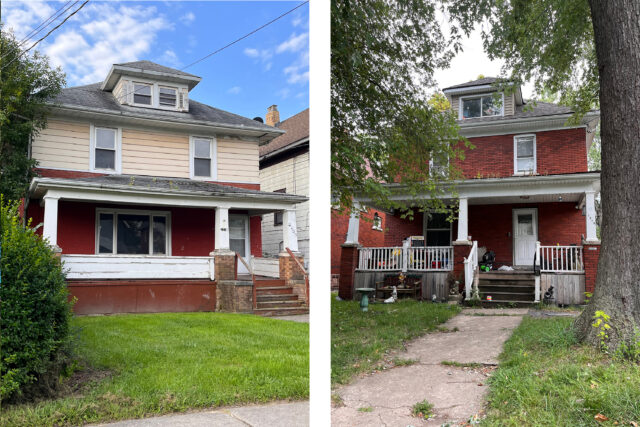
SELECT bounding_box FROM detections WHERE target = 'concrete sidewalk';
[332,308,526,426]
[94,401,308,427]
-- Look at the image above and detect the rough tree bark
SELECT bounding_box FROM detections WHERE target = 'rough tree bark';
[574,0,640,348]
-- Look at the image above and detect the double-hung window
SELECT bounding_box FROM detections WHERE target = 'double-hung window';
[133,82,152,106]
[190,137,216,179]
[514,134,536,174]
[91,126,120,172]
[97,210,170,255]
[460,94,503,119]
[425,213,452,246]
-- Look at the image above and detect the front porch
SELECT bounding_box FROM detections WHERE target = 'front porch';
[27,175,308,314]
[339,173,601,305]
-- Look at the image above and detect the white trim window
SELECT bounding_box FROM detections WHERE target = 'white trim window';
[229,214,249,258]
[190,136,217,179]
[132,82,153,106]
[90,125,121,173]
[459,93,504,119]
[372,212,383,231]
[159,86,177,108]
[429,153,449,177]
[96,209,171,255]
[514,134,537,174]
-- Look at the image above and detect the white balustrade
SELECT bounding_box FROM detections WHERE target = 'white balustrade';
[538,245,584,272]
[357,246,453,272]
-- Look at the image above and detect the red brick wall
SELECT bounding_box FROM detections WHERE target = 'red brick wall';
[331,208,386,275]
[583,244,600,293]
[456,128,588,179]
[383,211,424,246]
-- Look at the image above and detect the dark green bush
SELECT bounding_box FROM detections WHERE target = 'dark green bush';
[1,198,74,402]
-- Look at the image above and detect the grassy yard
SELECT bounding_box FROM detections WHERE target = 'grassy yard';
[331,293,460,385]
[1,313,309,427]
[483,316,640,426]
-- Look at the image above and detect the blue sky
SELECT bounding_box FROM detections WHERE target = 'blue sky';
[2,1,309,121]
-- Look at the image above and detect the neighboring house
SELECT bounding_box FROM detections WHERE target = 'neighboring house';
[258,107,310,266]
[26,61,308,315]
[336,77,601,306]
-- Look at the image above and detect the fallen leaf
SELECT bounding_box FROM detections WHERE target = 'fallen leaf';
[595,414,609,422]
[630,422,638,427]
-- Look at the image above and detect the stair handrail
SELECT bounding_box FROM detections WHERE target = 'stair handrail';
[234,252,257,309]
[285,247,309,306]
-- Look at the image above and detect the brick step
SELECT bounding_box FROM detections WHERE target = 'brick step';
[254,280,286,287]
[256,286,294,295]
[254,307,309,317]
[257,294,299,302]
[257,300,305,309]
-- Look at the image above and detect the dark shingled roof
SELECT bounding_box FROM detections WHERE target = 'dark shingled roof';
[52,83,280,132]
[44,174,307,201]
[114,60,200,79]
[443,77,502,90]
[260,108,309,157]
[459,100,576,124]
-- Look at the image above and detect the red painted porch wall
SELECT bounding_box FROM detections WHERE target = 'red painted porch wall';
[455,128,588,179]
[250,216,262,257]
[331,208,386,275]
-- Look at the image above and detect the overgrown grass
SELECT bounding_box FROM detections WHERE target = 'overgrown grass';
[1,313,309,426]
[331,293,459,385]
[483,316,640,426]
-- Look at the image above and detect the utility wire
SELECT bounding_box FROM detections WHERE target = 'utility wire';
[16,1,75,50]
[114,1,309,103]
[1,0,90,72]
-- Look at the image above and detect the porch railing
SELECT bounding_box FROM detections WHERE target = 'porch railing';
[357,246,453,272]
[537,243,584,272]
[463,241,478,299]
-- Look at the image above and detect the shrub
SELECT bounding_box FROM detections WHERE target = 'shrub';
[1,198,74,402]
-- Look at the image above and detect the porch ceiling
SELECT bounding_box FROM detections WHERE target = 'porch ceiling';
[468,192,581,205]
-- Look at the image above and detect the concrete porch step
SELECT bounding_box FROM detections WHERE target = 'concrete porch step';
[254,307,309,317]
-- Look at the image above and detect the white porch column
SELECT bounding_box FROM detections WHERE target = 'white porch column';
[584,191,599,242]
[455,197,469,243]
[344,207,360,245]
[214,206,230,251]
[283,209,299,252]
[42,195,60,249]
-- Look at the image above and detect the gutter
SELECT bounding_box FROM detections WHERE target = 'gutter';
[259,137,309,162]
[458,111,600,130]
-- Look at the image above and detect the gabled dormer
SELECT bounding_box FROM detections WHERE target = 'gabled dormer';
[100,61,202,112]
[442,77,524,120]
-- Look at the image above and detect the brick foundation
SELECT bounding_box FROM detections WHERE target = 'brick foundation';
[583,242,600,294]
[279,253,305,281]
[338,243,360,300]
[215,281,253,313]
[213,251,237,281]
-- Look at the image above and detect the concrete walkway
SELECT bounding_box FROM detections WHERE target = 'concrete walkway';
[331,308,527,426]
[94,401,308,427]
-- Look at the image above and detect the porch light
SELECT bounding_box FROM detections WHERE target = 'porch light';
[558,196,563,201]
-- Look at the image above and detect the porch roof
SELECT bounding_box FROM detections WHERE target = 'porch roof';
[29,175,306,213]
[357,172,600,206]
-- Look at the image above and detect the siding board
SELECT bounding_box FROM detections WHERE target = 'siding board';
[32,120,90,170]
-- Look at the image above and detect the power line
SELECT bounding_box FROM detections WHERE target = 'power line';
[2,0,90,72]
[114,1,309,103]
[16,1,75,50]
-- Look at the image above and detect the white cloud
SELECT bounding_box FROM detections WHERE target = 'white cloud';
[244,48,260,58]
[277,88,291,99]
[227,86,241,95]
[1,1,55,40]
[283,51,309,85]
[244,47,273,71]
[179,12,195,25]
[159,49,180,68]
[276,32,308,54]
[5,2,173,86]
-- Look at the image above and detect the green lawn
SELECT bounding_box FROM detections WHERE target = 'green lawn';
[483,316,640,426]
[331,293,460,385]
[1,313,309,427]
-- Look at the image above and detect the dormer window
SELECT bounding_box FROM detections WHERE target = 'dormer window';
[460,93,503,119]
[159,87,177,107]
[133,82,152,105]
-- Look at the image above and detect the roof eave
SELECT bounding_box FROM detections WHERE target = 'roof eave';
[101,64,202,91]
[259,137,309,162]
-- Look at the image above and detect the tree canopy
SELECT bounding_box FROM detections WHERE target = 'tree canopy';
[0,28,65,201]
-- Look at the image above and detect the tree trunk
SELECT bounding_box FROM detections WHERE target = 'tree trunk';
[575,0,640,349]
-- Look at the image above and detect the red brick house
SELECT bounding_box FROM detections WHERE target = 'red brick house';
[25,61,308,315]
[336,78,600,305]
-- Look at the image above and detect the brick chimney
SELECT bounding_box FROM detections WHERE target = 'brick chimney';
[266,105,280,126]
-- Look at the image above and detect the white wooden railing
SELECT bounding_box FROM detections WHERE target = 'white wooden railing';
[61,255,214,280]
[537,243,584,272]
[463,241,478,299]
[250,256,280,278]
[357,246,453,272]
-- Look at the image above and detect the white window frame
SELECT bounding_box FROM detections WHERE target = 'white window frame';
[95,208,172,256]
[89,124,122,173]
[158,85,178,109]
[372,212,383,231]
[423,212,453,247]
[229,214,250,259]
[513,134,537,175]
[189,136,217,180]
[429,153,449,177]
[131,81,154,107]
[458,92,505,119]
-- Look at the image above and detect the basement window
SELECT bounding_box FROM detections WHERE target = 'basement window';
[97,209,170,255]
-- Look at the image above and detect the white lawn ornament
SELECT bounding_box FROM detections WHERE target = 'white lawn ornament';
[384,286,398,304]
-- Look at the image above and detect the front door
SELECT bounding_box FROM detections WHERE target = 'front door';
[513,208,538,266]
[229,214,250,274]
